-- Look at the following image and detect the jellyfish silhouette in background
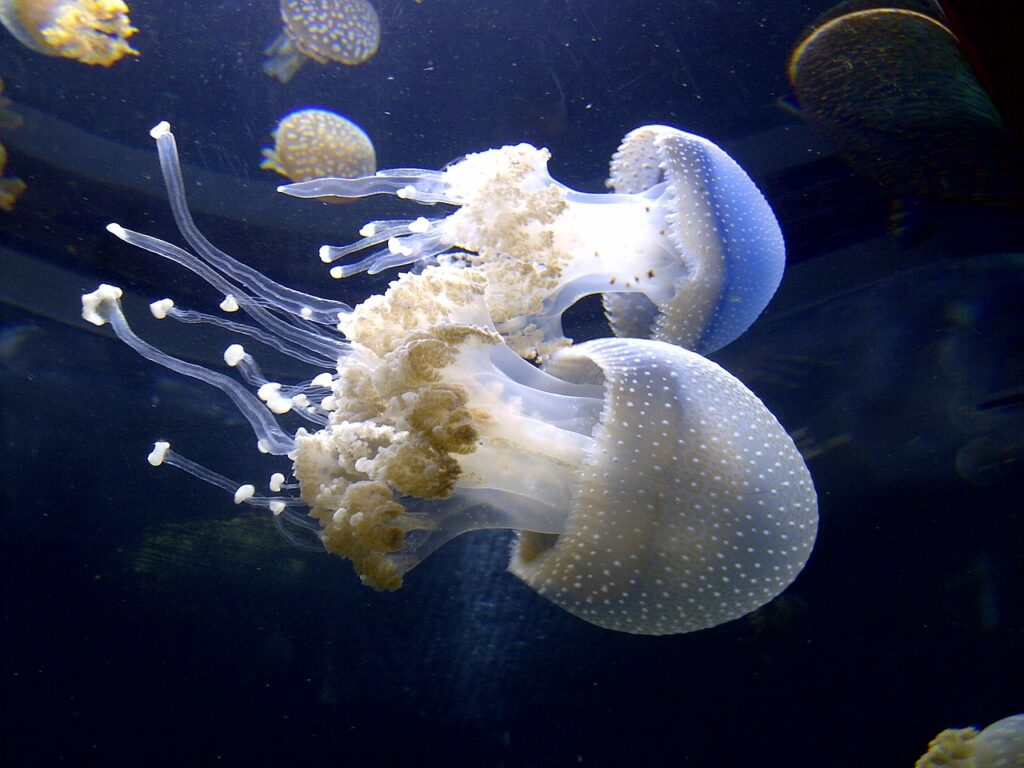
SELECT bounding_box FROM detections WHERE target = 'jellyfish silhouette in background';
[0,0,137,66]
[261,108,376,189]
[788,6,1021,205]
[80,122,816,635]
[915,713,1024,768]
[0,78,25,211]
[282,124,786,361]
[264,0,381,84]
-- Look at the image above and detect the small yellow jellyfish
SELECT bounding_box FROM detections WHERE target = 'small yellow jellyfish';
[915,714,1024,768]
[263,0,381,84]
[0,79,25,211]
[0,0,137,66]
[261,108,376,187]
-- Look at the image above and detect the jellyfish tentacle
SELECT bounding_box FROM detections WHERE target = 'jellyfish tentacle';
[148,443,320,551]
[150,122,351,325]
[107,224,348,362]
[147,442,300,510]
[280,169,453,204]
[262,31,306,83]
[82,286,296,455]
[165,305,337,368]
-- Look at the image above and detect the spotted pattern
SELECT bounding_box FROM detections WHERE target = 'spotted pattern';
[261,108,375,183]
[605,125,785,355]
[282,0,380,66]
[510,337,817,635]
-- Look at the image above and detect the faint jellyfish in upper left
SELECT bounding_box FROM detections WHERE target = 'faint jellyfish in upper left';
[0,0,138,66]
[263,0,381,84]
[260,109,376,200]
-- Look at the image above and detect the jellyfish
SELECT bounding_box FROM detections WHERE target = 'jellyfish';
[0,0,137,66]
[915,714,1024,768]
[80,122,817,635]
[281,124,785,360]
[0,143,24,211]
[263,0,381,84]
[0,78,25,211]
[788,7,1019,203]
[261,108,376,189]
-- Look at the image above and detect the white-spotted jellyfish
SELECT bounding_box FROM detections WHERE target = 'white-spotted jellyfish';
[281,124,786,361]
[80,122,815,635]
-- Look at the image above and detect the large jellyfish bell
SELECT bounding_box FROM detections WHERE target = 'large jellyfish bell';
[81,122,815,635]
[282,124,786,360]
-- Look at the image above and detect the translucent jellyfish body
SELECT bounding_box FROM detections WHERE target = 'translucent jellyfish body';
[916,714,1024,768]
[0,0,137,66]
[80,123,816,635]
[282,124,786,360]
[264,0,380,84]
[261,108,376,188]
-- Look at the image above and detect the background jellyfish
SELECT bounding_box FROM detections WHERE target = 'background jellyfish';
[787,5,1021,205]
[915,713,1024,768]
[263,0,381,84]
[0,0,137,66]
[282,124,785,360]
[81,122,816,635]
[0,78,25,211]
[261,108,376,189]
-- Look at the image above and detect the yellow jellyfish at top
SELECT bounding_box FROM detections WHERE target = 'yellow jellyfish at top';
[0,0,137,66]
[263,0,381,84]
[0,78,26,211]
[261,108,376,186]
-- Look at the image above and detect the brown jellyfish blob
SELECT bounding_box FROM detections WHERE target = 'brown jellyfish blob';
[0,0,137,66]
[260,108,376,191]
[0,78,25,211]
[263,0,381,84]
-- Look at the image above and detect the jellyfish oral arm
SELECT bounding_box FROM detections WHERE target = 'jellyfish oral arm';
[284,126,786,357]
[283,144,689,359]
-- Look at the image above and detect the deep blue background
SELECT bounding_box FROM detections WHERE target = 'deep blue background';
[1,1,1022,765]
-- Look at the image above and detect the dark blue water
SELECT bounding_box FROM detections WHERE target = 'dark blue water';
[1,1,1022,765]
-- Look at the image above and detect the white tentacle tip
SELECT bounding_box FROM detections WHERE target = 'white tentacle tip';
[106,222,127,239]
[234,484,256,504]
[148,440,171,467]
[149,121,171,140]
[81,284,123,326]
[149,298,174,320]
[223,344,246,367]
